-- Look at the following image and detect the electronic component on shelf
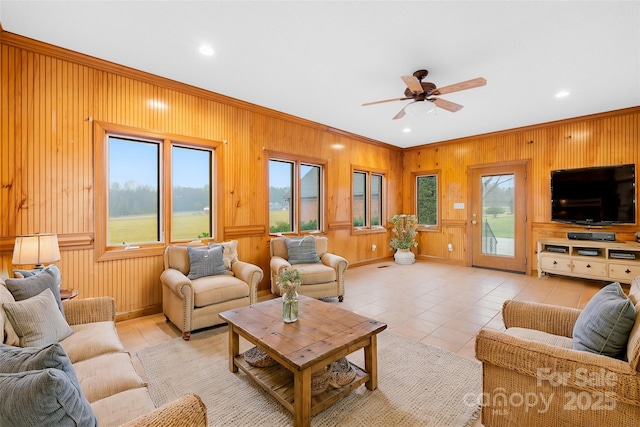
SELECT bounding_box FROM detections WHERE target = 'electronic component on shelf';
[577,249,599,256]
[546,247,567,253]
[610,252,636,260]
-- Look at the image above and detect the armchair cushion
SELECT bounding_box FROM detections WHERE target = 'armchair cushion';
[294,263,336,285]
[573,281,636,359]
[192,276,249,307]
[187,246,228,280]
[285,236,320,264]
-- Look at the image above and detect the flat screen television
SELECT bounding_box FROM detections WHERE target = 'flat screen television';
[551,164,636,225]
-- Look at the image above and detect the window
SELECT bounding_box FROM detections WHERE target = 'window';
[352,168,385,229]
[94,122,219,260]
[268,156,324,234]
[415,173,439,227]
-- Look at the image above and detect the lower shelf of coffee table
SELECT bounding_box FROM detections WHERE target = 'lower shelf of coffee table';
[233,354,368,416]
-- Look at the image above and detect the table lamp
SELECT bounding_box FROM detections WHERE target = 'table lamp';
[12,233,61,269]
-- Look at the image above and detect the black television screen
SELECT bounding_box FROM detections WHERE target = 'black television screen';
[551,164,636,225]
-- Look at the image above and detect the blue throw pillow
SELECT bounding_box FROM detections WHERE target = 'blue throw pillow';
[0,369,97,426]
[5,268,65,316]
[187,246,228,280]
[0,343,82,395]
[286,236,320,265]
[573,282,636,359]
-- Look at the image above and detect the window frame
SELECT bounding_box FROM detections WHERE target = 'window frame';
[94,121,221,261]
[351,165,387,235]
[266,151,326,235]
[413,170,441,232]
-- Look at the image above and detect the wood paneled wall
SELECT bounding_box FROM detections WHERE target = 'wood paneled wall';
[403,108,640,270]
[2,30,639,316]
[0,31,402,316]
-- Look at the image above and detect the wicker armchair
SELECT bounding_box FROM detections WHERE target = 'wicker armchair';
[475,278,640,427]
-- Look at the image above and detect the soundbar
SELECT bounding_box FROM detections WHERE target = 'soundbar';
[567,232,616,241]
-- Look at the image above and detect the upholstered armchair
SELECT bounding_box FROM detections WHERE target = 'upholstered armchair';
[475,278,640,426]
[160,242,263,340]
[269,236,348,301]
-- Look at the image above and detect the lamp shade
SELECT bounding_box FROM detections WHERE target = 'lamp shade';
[12,234,61,266]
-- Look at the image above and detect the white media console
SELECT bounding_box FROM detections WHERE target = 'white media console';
[537,237,640,284]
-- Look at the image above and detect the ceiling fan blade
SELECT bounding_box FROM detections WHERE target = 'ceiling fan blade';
[392,103,411,120]
[433,97,464,112]
[401,75,424,94]
[362,97,411,106]
[434,77,486,95]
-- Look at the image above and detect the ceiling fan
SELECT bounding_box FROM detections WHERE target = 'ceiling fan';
[362,69,486,120]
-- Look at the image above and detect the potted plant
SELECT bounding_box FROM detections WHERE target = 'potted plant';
[388,214,418,264]
[277,268,302,322]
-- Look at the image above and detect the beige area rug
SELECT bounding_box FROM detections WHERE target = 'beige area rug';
[137,328,481,426]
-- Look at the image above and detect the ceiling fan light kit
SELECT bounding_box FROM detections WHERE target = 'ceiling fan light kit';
[363,69,486,120]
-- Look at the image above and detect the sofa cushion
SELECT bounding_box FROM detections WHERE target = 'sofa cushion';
[91,387,156,427]
[60,321,126,364]
[573,282,636,359]
[3,288,74,347]
[0,284,19,346]
[294,263,336,285]
[5,268,65,316]
[505,327,574,349]
[192,275,249,307]
[209,240,239,270]
[74,352,146,403]
[0,368,97,427]
[286,236,320,264]
[187,246,228,280]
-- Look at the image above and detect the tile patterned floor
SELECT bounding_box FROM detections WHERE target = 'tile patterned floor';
[116,260,608,426]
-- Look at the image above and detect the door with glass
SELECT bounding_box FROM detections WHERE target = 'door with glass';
[470,162,527,272]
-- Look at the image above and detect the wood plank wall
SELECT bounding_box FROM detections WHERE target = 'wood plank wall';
[1,30,639,316]
[0,31,403,316]
[403,108,640,271]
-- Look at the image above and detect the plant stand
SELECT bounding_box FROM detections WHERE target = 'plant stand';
[394,248,415,265]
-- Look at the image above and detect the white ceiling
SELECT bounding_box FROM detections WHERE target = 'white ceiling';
[1,1,639,148]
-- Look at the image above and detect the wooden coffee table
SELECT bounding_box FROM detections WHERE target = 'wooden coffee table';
[219,295,387,427]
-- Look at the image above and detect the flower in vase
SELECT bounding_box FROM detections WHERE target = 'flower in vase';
[388,214,418,250]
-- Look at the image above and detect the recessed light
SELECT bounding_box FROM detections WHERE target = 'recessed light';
[555,90,570,98]
[403,128,411,133]
[199,45,214,56]
[147,99,166,109]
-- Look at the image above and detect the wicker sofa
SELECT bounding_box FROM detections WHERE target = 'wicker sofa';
[475,277,640,426]
[0,277,207,427]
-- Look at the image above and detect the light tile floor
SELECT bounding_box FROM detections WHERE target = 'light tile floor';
[116,260,609,426]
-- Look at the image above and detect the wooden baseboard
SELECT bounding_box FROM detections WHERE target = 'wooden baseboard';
[115,304,162,322]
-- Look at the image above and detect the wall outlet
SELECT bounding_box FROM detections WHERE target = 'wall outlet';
[372,244,377,251]
[447,243,454,252]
